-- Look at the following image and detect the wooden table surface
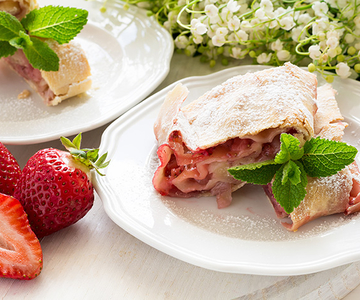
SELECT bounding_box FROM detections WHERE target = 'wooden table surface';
[1,53,360,299]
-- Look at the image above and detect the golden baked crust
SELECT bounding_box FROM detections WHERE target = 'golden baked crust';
[0,0,38,19]
[314,84,344,136]
[41,40,92,106]
[156,63,318,151]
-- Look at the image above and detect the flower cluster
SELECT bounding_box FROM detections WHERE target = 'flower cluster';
[121,0,360,81]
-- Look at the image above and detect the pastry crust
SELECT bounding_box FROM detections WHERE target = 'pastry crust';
[156,63,318,151]
[0,0,38,19]
[41,41,92,106]
[314,84,344,136]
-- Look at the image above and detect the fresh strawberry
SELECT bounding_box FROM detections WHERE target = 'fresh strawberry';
[13,133,109,238]
[0,142,21,196]
[0,193,43,280]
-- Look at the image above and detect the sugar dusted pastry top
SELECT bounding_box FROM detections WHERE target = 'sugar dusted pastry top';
[165,63,318,151]
[41,40,92,106]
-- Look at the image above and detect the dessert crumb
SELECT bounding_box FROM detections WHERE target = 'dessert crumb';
[18,90,31,99]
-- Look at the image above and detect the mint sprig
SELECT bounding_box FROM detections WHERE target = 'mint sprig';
[0,6,88,71]
[21,6,88,45]
[228,133,358,214]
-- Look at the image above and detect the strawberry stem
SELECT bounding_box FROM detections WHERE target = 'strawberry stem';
[60,133,110,176]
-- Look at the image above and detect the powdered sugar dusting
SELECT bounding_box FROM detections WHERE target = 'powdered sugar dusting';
[172,63,317,151]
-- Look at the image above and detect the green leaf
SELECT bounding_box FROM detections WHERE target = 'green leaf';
[228,160,281,185]
[22,6,88,44]
[86,149,99,163]
[0,11,24,41]
[301,137,358,177]
[281,160,301,185]
[9,30,32,49]
[272,161,308,214]
[72,133,82,150]
[275,133,304,164]
[22,37,59,71]
[0,40,16,58]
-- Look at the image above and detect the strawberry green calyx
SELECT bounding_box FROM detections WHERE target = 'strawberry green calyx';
[60,133,110,176]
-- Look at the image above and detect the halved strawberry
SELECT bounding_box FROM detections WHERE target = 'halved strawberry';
[0,142,21,196]
[0,193,43,280]
[14,133,109,238]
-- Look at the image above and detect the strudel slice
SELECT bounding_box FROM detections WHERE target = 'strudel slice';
[264,84,360,230]
[153,63,318,208]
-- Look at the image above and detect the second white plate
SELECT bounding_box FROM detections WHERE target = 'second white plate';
[95,65,360,276]
[0,0,173,144]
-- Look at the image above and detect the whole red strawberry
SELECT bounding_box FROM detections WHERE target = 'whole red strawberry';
[0,142,21,196]
[13,133,109,238]
[0,193,43,280]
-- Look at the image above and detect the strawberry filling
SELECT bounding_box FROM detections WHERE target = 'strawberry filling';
[153,128,299,208]
[4,50,55,102]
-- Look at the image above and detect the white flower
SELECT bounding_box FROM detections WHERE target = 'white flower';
[312,1,329,17]
[291,26,306,42]
[354,15,360,29]
[212,34,226,47]
[175,35,189,49]
[271,39,283,51]
[327,48,337,58]
[319,40,327,51]
[186,45,196,56]
[260,0,273,13]
[318,32,326,41]
[326,30,340,40]
[297,13,312,25]
[216,27,229,37]
[257,52,272,64]
[326,36,339,49]
[227,0,241,13]
[279,17,295,31]
[309,45,321,60]
[235,29,248,41]
[336,62,351,78]
[274,7,286,17]
[191,19,207,35]
[324,0,337,8]
[231,47,247,59]
[193,34,203,44]
[277,50,291,61]
[220,7,232,22]
[255,8,266,20]
[355,42,360,50]
[227,33,238,42]
[344,33,355,44]
[178,0,186,5]
[205,4,218,18]
[228,16,241,31]
[209,15,221,24]
[240,20,252,32]
[206,24,219,38]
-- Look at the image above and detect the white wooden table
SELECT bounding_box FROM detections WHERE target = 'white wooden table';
[2,53,360,299]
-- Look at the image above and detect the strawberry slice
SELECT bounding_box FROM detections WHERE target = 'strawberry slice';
[0,193,43,280]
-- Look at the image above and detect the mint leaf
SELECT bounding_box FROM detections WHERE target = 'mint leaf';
[22,6,88,44]
[0,41,16,57]
[272,161,308,214]
[0,11,24,41]
[228,160,281,185]
[274,133,304,164]
[301,137,358,177]
[22,37,59,71]
[9,30,32,49]
[281,160,301,185]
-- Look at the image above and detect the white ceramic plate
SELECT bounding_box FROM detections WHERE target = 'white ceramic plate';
[94,66,360,276]
[0,0,173,144]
